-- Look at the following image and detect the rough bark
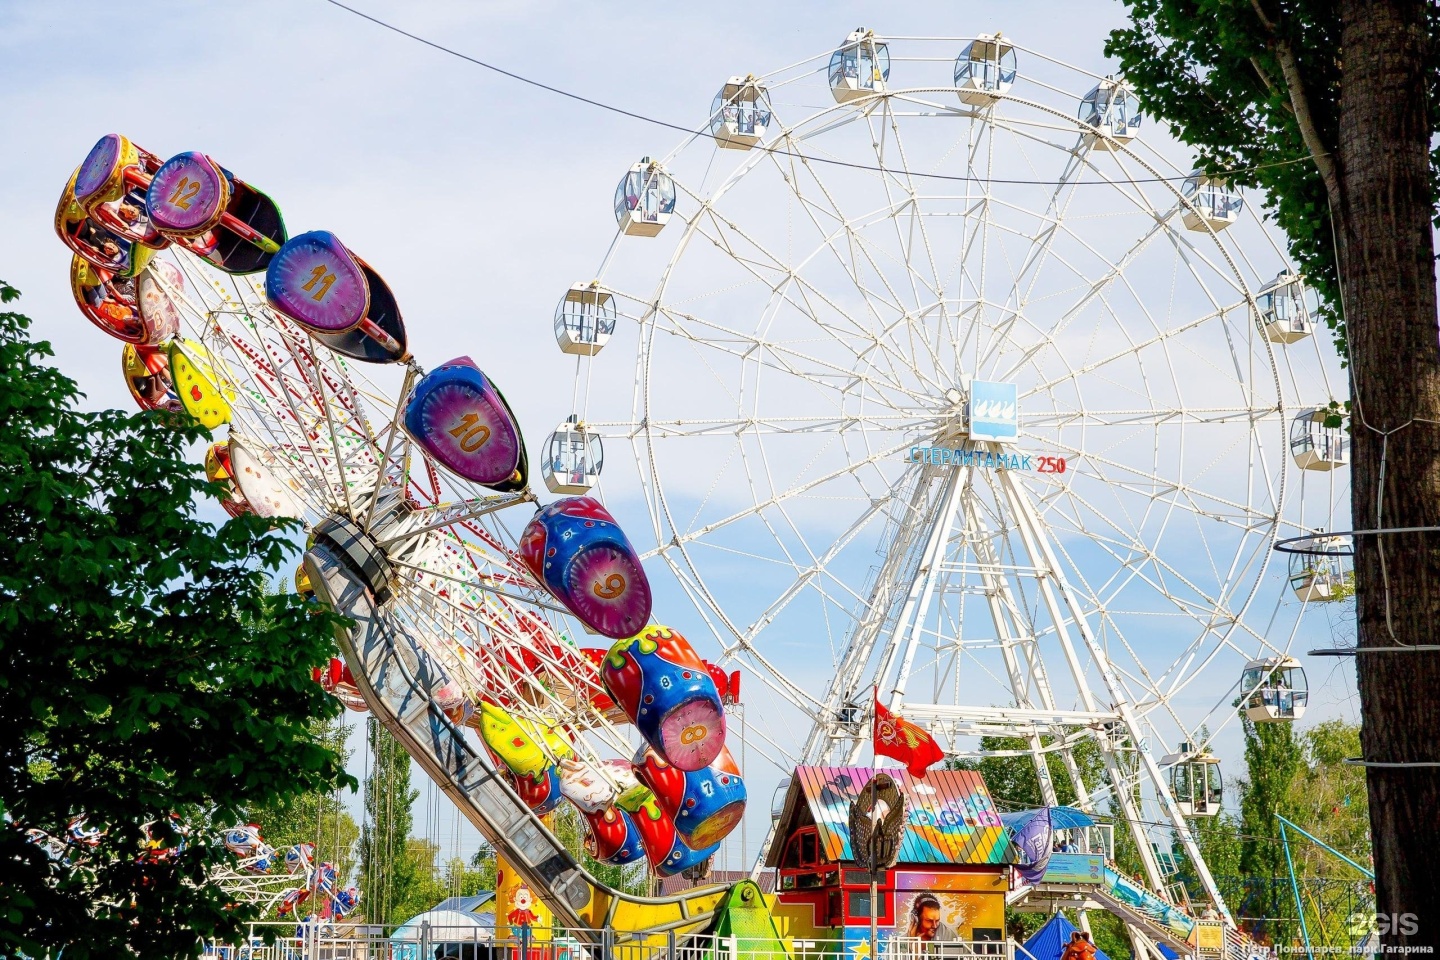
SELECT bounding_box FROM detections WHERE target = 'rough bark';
[1338,0,1440,946]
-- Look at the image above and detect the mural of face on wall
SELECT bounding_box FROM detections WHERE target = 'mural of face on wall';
[902,892,974,941]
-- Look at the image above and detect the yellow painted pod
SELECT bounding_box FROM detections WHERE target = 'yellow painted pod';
[477,701,572,779]
[168,338,232,429]
[204,442,233,483]
[294,563,315,600]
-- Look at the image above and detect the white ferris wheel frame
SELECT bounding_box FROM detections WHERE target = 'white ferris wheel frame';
[563,34,1343,923]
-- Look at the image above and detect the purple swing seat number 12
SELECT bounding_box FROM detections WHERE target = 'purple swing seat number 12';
[149,154,222,232]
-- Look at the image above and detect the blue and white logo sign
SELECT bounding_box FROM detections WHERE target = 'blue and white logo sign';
[968,380,1019,442]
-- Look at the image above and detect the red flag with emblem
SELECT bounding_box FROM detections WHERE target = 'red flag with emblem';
[872,689,945,779]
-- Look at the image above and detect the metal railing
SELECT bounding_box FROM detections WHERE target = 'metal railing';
[202,924,1014,960]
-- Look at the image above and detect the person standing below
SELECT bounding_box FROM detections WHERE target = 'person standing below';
[1060,932,1088,960]
[1060,932,1098,960]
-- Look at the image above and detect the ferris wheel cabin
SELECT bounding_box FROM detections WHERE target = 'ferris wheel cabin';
[614,158,676,237]
[829,29,890,103]
[954,35,1017,105]
[1291,408,1349,471]
[1079,79,1141,149]
[1241,657,1309,722]
[1257,271,1316,343]
[542,415,604,495]
[1164,746,1223,817]
[711,76,773,150]
[1288,537,1354,603]
[1181,172,1243,232]
[554,282,616,356]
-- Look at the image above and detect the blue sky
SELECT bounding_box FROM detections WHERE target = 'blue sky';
[2,0,1361,884]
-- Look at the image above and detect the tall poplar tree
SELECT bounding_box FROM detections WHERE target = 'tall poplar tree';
[1238,721,1303,944]
[359,720,420,928]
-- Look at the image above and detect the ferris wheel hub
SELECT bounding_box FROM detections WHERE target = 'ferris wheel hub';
[312,515,395,605]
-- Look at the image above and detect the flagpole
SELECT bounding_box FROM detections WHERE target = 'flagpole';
[870,686,879,960]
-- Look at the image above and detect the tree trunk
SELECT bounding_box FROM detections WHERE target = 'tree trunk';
[1338,0,1440,946]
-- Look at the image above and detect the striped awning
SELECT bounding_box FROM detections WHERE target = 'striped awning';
[771,766,1015,866]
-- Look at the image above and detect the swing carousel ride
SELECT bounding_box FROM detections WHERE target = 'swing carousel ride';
[47,24,1349,953]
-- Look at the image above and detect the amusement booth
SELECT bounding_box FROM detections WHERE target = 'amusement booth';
[768,766,1014,955]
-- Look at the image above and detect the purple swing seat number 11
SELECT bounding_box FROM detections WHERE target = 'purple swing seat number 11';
[267,235,368,333]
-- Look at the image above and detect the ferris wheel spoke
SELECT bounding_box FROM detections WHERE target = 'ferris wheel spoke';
[1039,437,1272,528]
[1020,297,1246,402]
[735,488,897,644]
[982,151,1090,370]
[987,221,1175,382]
[388,556,569,618]
[683,189,949,396]
[672,213,929,388]
[865,99,948,344]
[1040,478,1255,610]
[760,133,955,377]
[371,494,533,549]
[656,549,825,719]
[1021,405,1280,429]
[646,302,937,411]
[647,435,914,556]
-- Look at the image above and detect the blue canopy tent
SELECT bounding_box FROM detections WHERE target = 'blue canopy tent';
[1020,914,1113,960]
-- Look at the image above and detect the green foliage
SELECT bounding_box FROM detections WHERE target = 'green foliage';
[1287,720,1371,873]
[442,854,494,899]
[1172,811,1244,909]
[385,838,451,925]
[0,282,353,958]
[1088,912,1134,960]
[1106,0,1440,357]
[359,721,419,928]
[1239,722,1302,896]
[469,839,500,889]
[1236,720,1303,941]
[949,735,1107,809]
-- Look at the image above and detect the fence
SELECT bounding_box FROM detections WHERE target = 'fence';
[202,924,1014,960]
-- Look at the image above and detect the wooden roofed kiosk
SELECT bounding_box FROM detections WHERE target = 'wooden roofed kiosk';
[767,766,1015,956]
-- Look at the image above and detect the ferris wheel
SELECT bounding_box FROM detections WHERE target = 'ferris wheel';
[53,133,766,935]
[550,29,1346,916]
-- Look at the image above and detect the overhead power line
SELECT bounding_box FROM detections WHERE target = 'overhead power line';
[318,0,1314,189]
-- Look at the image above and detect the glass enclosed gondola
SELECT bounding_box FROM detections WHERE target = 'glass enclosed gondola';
[829,29,889,103]
[1166,747,1222,817]
[614,158,676,237]
[1079,78,1141,149]
[1241,657,1309,722]
[1288,536,1354,603]
[954,34,1017,105]
[542,415,604,495]
[1180,172,1243,232]
[554,282,616,356]
[711,76,773,151]
[1291,407,1349,471]
[1256,271,1316,344]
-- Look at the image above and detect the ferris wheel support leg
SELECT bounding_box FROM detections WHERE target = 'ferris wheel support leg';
[841,465,968,764]
[963,496,1064,808]
[884,467,969,710]
[800,469,937,765]
[992,467,1235,927]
